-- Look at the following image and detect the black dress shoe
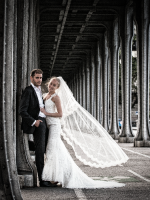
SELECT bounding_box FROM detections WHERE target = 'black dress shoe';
[40,181,57,187]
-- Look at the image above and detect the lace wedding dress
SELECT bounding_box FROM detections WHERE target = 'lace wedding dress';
[42,92,126,189]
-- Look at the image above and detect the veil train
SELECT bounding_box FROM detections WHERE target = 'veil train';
[54,77,129,168]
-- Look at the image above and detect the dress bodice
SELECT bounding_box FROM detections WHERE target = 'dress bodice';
[45,93,60,126]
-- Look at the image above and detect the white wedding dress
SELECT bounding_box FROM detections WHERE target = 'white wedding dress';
[42,93,126,189]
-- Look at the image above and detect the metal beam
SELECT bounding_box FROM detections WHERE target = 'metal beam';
[40,20,112,23]
[40,6,123,14]
[50,0,72,76]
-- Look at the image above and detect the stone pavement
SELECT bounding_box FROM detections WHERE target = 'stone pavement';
[21,141,150,200]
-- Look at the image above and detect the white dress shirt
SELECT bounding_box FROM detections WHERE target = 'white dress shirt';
[31,83,46,126]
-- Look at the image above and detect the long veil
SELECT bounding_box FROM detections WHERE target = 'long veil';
[55,77,129,168]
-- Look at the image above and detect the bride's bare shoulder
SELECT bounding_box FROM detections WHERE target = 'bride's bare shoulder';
[53,94,61,102]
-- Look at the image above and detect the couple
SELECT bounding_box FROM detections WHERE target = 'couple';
[20,69,128,189]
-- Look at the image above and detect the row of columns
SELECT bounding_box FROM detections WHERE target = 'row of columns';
[0,0,150,199]
[69,43,102,123]
[69,0,150,147]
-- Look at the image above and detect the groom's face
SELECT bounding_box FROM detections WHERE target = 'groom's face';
[30,73,42,87]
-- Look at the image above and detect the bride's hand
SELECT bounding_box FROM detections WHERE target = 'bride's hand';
[40,107,47,115]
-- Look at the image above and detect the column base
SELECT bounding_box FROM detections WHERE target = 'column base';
[118,137,134,143]
[109,134,119,140]
[18,174,34,188]
[134,140,150,147]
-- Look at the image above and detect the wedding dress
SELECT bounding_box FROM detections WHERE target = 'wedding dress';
[42,77,128,188]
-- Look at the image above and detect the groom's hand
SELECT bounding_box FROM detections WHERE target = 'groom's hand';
[35,120,43,127]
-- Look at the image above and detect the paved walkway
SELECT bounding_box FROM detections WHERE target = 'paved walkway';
[21,141,150,200]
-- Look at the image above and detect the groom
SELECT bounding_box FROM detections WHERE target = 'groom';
[19,69,56,187]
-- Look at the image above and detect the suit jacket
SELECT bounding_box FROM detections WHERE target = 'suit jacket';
[19,85,40,134]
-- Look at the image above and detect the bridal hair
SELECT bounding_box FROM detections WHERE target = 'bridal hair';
[43,77,61,101]
[48,76,60,88]
[30,69,43,77]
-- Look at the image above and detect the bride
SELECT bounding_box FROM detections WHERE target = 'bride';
[40,76,128,189]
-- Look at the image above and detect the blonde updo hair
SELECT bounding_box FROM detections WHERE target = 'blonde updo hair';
[43,77,60,101]
[47,76,60,89]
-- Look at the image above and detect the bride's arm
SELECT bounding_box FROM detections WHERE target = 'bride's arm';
[40,96,62,117]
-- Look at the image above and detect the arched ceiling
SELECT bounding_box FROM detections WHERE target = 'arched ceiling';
[39,0,128,81]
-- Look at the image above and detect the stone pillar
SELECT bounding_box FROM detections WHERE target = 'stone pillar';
[96,40,102,122]
[118,6,134,143]
[109,19,120,139]
[86,54,90,112]
[134,0,150,147]
[90,48,95,116]
[82,62,86,109]
[1,0,22,198]
[102,33,109,131]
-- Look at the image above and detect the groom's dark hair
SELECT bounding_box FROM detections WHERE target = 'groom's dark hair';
[30,69,43,77]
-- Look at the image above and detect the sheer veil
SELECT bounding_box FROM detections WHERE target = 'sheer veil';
[55,77,129,168]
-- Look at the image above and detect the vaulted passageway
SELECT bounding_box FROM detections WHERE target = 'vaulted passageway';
[0,0,150,199]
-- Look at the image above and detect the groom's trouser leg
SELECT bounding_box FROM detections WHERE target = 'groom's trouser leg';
[33,117,46,182]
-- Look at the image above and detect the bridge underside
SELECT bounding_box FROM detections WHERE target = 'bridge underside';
[0,0,150,199]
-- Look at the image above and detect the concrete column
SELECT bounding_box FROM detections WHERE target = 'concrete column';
[96,40,102,122]
[82,62,86,109]
[109,19,120,139]
[119,6,134,143]
[2,0,22,198]
[134,0,150,147]
[86,55,90,112]
[102,33,109,131]
[90,48,95,116]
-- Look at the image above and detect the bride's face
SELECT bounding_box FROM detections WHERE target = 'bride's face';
[48,79,59,93]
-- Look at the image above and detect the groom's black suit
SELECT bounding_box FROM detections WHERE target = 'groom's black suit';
[19,85,47,183]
